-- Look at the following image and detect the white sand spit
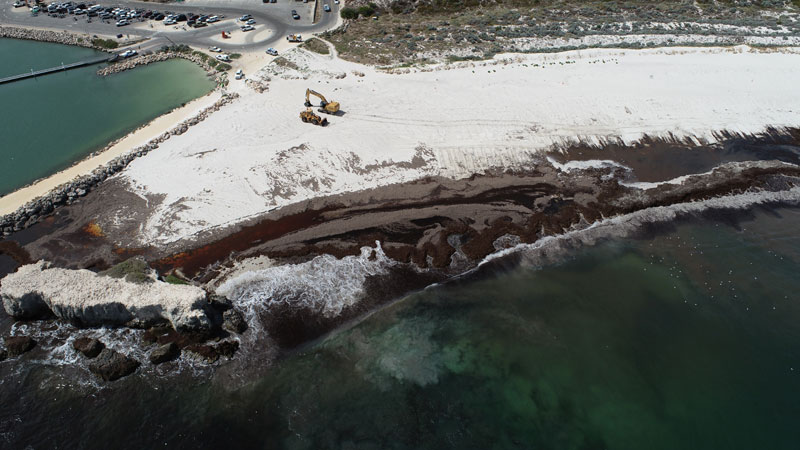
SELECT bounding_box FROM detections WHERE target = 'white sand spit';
[118,45,800,245]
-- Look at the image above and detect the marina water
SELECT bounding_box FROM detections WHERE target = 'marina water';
[0,38,214,196]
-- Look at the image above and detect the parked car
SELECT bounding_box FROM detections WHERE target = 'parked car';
[291,10,299,20]
[246,18,255,25]
[239,14,251,21]
[215,54,231,62]
[115,19,129,26]
[209,46,222,52]
[235,69,244,79]
[120,49,137,58]
[206,15,219,22]
[265,47,278,56]
[240,24,254,31]
[323,4,330,12]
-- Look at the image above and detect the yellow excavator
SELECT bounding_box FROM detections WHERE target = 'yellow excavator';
[305,88,340,115]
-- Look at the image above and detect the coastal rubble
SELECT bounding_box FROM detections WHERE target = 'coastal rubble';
[97,51,224,84]
[149,342,180,365]
[88,348,140,381]
[4,336,37,357]
[0,261,212,332]
[72,337,105,358]
[222,309,248,334]
[0,26,106,50]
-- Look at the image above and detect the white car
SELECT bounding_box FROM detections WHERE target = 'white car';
[120,49,138,58]
[206,15,219,23]
[265,48,278,56]
[334,0,339,3]
[216,54,231,62]
[240,24,255,31]
[235,69,244,80]
[115,20,129,26]
[209,46,222,53]
[323,4,331,12]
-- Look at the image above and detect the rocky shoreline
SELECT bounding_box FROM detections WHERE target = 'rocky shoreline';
[97,51,227,85]
[0,25,107,50]
[0,92,240,237]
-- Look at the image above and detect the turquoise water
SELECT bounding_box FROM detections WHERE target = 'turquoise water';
[0,38,214,196]
[2,206,799,449]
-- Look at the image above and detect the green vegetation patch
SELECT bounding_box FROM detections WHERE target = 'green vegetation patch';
[216,63,232,72]
[91,38,118,49]
[229,53,242,59]
[300,37,331,54]
[272,56,300,70]
[325,0,800,66]
[100,257,152,284]
[164,274,189,285]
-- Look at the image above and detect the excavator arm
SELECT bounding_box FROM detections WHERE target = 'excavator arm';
[305,88,340,113]
[305,89,329,107]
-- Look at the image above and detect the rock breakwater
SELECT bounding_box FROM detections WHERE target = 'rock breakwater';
[97,51,225,85]
[0,26,107,50]
[0,93,239,236]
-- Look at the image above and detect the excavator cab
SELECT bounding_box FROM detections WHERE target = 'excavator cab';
[305,88,340,114]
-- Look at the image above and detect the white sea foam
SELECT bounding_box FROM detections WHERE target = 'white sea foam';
[217,242,394,319]
[480,187,800,267]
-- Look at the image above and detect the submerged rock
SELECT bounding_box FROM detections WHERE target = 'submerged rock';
[73,337,105,358]
[149,342,180,365]
[1,261,212,332]
[216,340,239,358]
[222,309,248,334]
[185,343,219,364]
[4,336,36,357]
[185,340,239,364]
[88,349,140,381]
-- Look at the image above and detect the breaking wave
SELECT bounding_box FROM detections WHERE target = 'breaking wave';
[218,243,394,318]
[481,186,800,268]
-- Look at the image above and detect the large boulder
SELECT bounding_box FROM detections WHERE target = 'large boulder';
[88,349,140,381]
[73,337,105,358]
[222,309,248,334]
[1,261,211,332]
[149,342,180,365]
[4,336,36,357]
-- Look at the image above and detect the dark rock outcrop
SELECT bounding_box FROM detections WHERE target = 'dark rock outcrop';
[73,337,105,358]
[222,309,248,334]
[0,348,7,361]
[88,349,140,381]
[216,340,239,358]
[4,336,36,357]
[184,343,219,363]
[149,342,180,365]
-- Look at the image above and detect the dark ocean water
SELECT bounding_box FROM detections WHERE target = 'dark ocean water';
[2,205,799,449]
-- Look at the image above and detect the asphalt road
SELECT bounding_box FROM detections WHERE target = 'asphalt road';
[0,0,340,52]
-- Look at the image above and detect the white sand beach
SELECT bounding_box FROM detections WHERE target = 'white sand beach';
[111,45,800,245]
